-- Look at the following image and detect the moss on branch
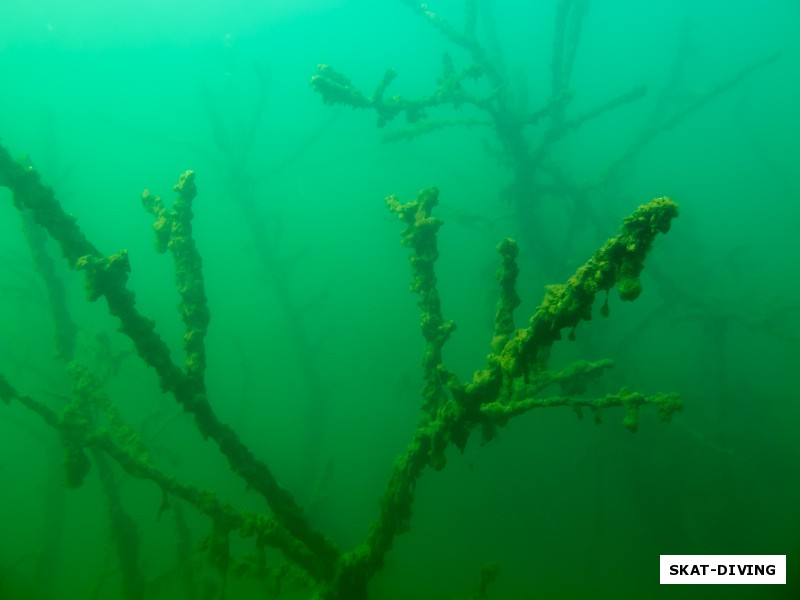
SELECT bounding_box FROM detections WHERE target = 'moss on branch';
[2,137,681,600]
[315,189,681,599]
[0,142,339,582]
[142,171,209,383]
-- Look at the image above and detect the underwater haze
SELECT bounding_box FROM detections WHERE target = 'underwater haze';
[1,0,799,599]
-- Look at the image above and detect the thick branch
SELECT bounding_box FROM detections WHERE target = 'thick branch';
[317,191,681,600]
[0,142,339,576]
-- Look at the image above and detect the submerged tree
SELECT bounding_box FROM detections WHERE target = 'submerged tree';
[1,136,680,598]
[311,0,776,276]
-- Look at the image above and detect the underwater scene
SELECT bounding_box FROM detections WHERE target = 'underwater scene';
[1,1,798,599]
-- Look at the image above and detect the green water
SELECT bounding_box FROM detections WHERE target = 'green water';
[1,1,798,599]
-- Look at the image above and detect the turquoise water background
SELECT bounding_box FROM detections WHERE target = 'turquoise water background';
[1,1,798,598]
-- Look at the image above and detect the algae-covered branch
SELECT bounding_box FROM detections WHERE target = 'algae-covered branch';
[1,138,680,599]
